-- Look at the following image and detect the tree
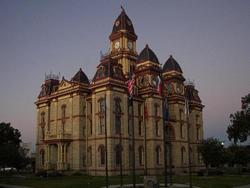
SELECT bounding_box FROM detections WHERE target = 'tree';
[0,122,27,169]
[227,144,249,166]
[198,137,226,169]
[227,93,250,144]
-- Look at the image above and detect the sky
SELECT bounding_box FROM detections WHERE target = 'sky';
[0,0,249,147]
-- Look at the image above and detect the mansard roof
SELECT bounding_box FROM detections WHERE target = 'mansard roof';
[137,44,159,64]
[111,7,135,35]
[92,57,125,82]
[163,55,183,73]
[71,68,89,84]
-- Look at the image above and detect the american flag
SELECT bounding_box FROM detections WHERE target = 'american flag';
[157,77,163,96]
[127,73,135,98]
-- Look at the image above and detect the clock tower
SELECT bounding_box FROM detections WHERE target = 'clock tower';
[109,7,138,78]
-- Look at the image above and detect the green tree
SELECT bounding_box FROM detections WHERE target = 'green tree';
[227,144,249,166]
[0,122,28,169]
[227,93,250,144]
[198,137,226,169]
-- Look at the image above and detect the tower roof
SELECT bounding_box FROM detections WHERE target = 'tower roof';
[111,6,135,35]
[163,55,183,73]
[137,44,159,64]
[93,57,125,82]
[71,68,90,84]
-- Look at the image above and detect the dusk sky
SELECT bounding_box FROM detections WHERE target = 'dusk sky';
[0,0,249,147]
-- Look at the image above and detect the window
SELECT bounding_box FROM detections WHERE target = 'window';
[40,150,45,167]
[61,105,67,132]
[154,103,159,117]
[181,147,186,165]
[99,98,105,134]
[138,120,142,136]
[41,127,45,140]
[155,121,160,136]
[129,145,133,167]
[180,123,184,138]
[179,109,184,121]
[156,146,161,165]
[168,126,175,140]
[115,144,122,166]
[61,105,66,118]
[189,147,193,164]
[114,98,122,134]
[87,146,92,166]
[196,126,199,140]
[98,145,105,166]
[138,146,144,166]
[196,115,200,125]
[41,112,45,124]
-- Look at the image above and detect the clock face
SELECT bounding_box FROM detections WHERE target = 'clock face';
[176,83,183,94]
[115,21,120,26]
[167,83,174,95]
[114,41,120,50]
[151,76,159,87]
[128,41,133,50]
[138,75,149,88]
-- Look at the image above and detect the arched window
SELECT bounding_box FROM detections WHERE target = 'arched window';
[115,144,122,166]
[87,146,92,166]
[98,145,105,166]
[40,112,45,124]
[180,123,184,139]
[40,149,45,167]
[129,145,133,167]
[181,147,186,165]
[189,147,193,164]
[156,146,161,165]
[196,126,200,141]
[61,104,67,132]
[138,146,144,166]
[155,120,160,136]
[99,98,105,134]
[154,103,159,117]
[179,109,184,121]
[61,105,66,118]
[168,126,175,140]
[114,98,122,134]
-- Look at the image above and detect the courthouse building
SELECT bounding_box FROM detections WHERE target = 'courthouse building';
[35,8,204,175]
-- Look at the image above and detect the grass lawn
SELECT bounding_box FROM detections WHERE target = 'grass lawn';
[0,174,250,188]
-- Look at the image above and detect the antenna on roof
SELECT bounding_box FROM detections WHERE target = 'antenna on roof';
[121,5,125,12]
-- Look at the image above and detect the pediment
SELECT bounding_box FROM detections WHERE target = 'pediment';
[57,79,73,91]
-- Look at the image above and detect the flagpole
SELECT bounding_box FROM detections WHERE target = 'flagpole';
[144,101,147,176]
[119,119,123,188]
[186,97,192,188]
[162,98,168,188]
[131,98,136,188]
[104,94,109,188]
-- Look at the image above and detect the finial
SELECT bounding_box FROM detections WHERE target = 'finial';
[170,54,173,58]
[121,5,125,12]
[146,44,149,48]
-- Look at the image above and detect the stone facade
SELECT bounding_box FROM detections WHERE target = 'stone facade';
[35,8,204,175]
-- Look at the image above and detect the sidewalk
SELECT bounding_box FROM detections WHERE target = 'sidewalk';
[0,184,32,188]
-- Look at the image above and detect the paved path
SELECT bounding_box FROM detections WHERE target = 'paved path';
[234,185,250,188]
[0,184,32,188]
[101,183,200,188]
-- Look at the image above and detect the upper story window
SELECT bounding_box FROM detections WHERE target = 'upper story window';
[40,112,45,124]
[154,103,159,117]
[99,98,105,134]
[61,105,66,119]
[98,145,105,166]
[138,146,144,166]
[179,109,184,121]
[156,146,161,165]
[114,98,122,134]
